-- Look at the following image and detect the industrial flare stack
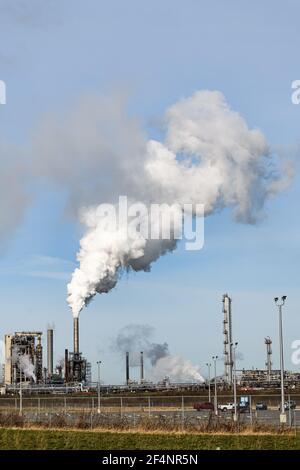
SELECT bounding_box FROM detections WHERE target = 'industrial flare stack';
[66,315,87,383]
[222,293,233,386]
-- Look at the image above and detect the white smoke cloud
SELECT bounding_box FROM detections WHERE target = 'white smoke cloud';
[0,141,30,245]
[150,355,204,383]
[65,90,288,316]
[11,346,36,382]
[19,354,36,382]
[0,89,292,314]
[112,324,203,383]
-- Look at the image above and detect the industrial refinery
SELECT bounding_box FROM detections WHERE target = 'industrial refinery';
[1,293,300,395]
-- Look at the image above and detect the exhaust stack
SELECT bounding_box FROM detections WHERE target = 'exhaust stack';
[47,328,54,377]
[64,348,69,382]
[126,351,130,385]
[73,317,79,354]
[140,351,144,383]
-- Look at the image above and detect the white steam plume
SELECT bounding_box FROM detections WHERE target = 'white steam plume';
[112,324,203,383]
[11,347,36,382]
[19,354,36,382]
[150,355,204,383]
[66,90,288,316]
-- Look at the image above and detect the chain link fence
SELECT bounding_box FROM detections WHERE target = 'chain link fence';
[0,394,299,430]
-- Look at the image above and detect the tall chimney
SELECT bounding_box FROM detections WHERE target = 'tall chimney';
[126,351,130,385]
[64,348,69,382]
[47,329,54,377]
[140,351,144,383]
[73,317,79,354]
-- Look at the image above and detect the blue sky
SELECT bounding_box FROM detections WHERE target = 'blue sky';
[0,0,300,383]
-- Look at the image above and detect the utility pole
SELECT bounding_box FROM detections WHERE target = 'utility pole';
[206,362,211,403]
[274,296,287,424]
[97,360,102,414]
[231,342,238,422]
[212,356,218,416]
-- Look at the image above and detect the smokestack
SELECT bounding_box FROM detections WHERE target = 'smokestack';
[73,317,79,354]
[64,348,69,382]
[126,351,130,385]
[140,351,144,383]
[47,329,53,377]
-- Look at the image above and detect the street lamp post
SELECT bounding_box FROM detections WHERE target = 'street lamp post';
[97,361,102,414]
[212,356,218,415]
[206,363,211,403]
[274,296,287,423]
[19,375,23,416]
[231,342,238,422]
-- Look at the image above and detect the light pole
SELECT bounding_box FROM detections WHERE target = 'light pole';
[206,362,211,403]
[19,374,23,416]
[97,360,102,414]
[212,356,218,415]
[231,342,238,422]
[274,296,287,423]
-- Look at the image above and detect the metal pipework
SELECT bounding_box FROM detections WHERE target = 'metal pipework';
[140,351,144,383]
[73,317,79,354]
[126,352,130,385]
[47,329,54,377]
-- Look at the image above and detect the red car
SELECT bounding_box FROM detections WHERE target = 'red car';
[193,402,214,411]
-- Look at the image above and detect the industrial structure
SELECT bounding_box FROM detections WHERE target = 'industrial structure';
[4,332,43,385]
[47,328,54,378]
[1,294,300,394]
[239,368,300,389]
[222,293,233,385]
[65,317,88,383]
[124,351,145,386]
[3,316,89,389]
[265,337,273,382]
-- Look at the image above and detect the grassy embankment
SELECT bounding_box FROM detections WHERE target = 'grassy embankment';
[0,428,299,450]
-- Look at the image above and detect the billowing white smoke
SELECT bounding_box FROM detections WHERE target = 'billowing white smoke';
[66,90,287,316]
[67,204,181,316]
[151,355,204,383]
[112,324,204,383]
[11,347,36,382]
[19,354,36,382]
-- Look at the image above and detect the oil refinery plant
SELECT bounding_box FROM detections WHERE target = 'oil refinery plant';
[1,293,300,395]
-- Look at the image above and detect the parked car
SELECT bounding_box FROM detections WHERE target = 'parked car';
[193,402,214,411]
[218,403,237,412]
[278,400,296,411]
[256,402,268,411]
